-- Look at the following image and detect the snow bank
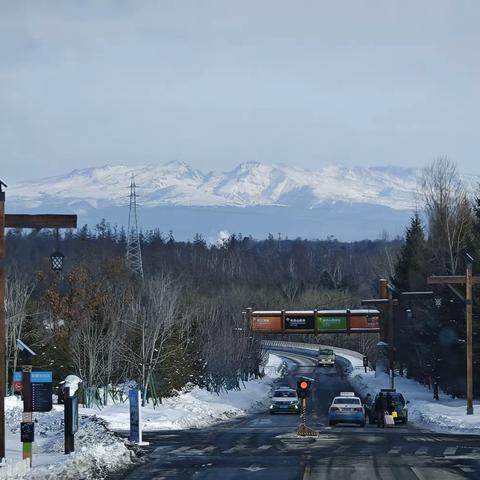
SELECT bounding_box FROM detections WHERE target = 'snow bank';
[341,352,480,434]
[4,396,133,479]
[85,353,284,432]
[4,353,284,478]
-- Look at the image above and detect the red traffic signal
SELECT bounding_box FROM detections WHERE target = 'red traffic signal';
[296,378,312,398]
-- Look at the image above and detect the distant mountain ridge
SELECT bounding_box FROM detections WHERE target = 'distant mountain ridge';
[8,161,428,210]
[6,162,479,241]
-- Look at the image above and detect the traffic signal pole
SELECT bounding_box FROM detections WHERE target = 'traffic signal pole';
[296,378,317,437]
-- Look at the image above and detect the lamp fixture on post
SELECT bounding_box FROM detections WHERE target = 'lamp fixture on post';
[50,229,64,272]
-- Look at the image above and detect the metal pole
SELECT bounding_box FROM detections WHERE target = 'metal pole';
[64,387,74,454]
[466,262,474,415]
[0,187,5,460]
[22,365,33,464]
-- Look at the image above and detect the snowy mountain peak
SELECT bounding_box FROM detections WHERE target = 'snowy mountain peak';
[8,161,479,213]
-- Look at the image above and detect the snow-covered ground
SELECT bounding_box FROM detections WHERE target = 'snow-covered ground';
[4,396,133,479]
[85,353,284,432]
[3,353,284,478]
[342,351,480,435]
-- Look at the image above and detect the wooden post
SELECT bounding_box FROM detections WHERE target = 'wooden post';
[379,279,389,342]
[0,179,77,459]
[428,268,480,415]
[466,262,473,415]
[246,308,252,331]
[388,287,395,389]
[0,186,5,460]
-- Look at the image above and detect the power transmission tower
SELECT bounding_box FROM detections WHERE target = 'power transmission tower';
[126,177,144,279]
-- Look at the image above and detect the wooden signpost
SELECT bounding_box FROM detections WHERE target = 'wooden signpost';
[428,261,480,415]
[0,180,77,460]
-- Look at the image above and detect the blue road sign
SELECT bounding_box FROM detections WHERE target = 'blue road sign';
[14,371,53,383]
[129,389,140,443]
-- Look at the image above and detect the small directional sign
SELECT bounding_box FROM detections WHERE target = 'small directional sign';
[14,371,54,412]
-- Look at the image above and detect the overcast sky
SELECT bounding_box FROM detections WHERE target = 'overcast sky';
[1,1,479,182]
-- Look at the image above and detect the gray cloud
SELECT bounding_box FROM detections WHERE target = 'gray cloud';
[1,0,479,182]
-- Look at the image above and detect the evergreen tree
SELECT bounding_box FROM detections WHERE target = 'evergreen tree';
[393,212,429,291]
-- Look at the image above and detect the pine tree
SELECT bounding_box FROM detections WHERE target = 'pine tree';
[394,212,429,291]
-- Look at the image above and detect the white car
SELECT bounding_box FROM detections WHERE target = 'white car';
[328,392,365,427]
[269,387,300,414]
[318,348,335,367]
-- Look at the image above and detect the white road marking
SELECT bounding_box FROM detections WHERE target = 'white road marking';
[241,465,267,472]
[177,446,216,456]
[248,419,273,426]
[411,467,467,479]
[387,446,401,454]
[406,436,434,442]
[168,446,191,454]
[377,467,397,480]
[257,445,272,451]
[222,445,248,454]
[443,447,457,456]
[414,447,429,455]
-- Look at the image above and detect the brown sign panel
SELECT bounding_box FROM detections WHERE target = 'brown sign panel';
[350,314,380,330]
[251,316,282,332]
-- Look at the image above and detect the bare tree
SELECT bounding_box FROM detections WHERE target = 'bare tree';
[5,269,34,387]
[420,158,472,274]
[125,275,183,406]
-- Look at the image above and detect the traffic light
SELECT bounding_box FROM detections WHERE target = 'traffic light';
[296,378,312,399]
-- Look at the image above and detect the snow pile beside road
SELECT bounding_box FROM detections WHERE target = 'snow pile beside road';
[339,353,480,434]
[87,353,284,432]
[4,396,133,479]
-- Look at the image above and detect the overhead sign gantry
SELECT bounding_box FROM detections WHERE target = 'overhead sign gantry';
[247,309,380,334]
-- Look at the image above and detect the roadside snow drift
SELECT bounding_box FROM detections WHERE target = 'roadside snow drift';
[4,353,284,478]
[4,397,133,479]
[86,353,284,432]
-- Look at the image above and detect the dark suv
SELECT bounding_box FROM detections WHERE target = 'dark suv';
[370,389,409,424]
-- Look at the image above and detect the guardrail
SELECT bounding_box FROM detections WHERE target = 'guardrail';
[262,340,364,361]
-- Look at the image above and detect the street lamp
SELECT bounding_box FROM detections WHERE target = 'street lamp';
[50,251,65,271]
[50,228,64,271]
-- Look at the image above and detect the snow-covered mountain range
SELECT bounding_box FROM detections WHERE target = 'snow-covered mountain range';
[6,162,479,240]
[7,161,426,210]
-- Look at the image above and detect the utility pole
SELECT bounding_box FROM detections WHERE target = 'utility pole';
[428,258,480,415]
[0,181,6,461]
[0,179,77,459]
[362,279,398,387]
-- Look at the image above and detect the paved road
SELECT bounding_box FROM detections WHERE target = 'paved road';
[113,349,480,480]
